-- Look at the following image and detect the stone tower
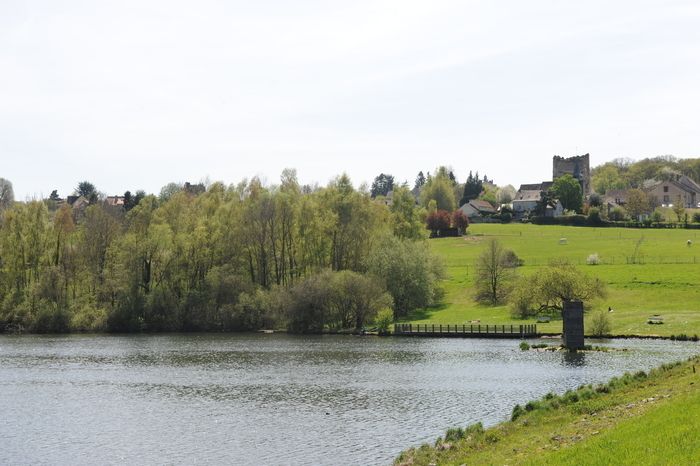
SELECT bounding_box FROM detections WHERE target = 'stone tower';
[553,154,591,195]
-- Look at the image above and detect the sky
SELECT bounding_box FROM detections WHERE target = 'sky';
[1,0,700,199]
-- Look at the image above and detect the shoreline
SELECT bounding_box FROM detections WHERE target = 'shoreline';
[395,353,700,465]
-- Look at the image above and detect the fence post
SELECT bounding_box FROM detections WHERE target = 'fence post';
[439,324,442,333]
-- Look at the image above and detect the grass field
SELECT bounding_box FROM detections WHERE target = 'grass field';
[406,224,700,337]
[395,355,700,465]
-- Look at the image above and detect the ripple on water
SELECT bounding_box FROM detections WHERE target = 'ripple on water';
[0,334,698,465]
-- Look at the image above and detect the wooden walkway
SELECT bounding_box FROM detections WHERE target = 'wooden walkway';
[393,323,538,339]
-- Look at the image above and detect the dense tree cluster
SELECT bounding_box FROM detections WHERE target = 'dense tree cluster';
[0,172,444,333]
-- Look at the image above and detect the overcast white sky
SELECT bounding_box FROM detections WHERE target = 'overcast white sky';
[2,0,699,199]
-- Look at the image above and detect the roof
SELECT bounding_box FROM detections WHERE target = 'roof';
[513,190,542,202]
[468,199,497,213]
[643,175,700,195]
[678,175,700,193]
[517,181,553,192]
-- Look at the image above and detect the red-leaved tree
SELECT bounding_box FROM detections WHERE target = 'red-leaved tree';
[426,210,451,232]
[452,209,469,233]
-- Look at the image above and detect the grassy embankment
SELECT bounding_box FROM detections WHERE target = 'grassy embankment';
[395,354,700,465]
[406,223,700,337]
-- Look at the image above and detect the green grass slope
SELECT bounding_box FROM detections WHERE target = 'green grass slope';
[409,224,700,336]
[395,355,700,466]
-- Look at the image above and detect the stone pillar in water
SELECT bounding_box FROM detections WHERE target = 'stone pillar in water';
[562,300,585,350]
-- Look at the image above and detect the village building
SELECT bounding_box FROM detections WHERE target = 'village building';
[458,199,498,221]
[105,196,125,207]
[643,174,700,208]
[512,182,553,219]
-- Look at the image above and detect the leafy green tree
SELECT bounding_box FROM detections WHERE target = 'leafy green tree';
[625,189,652,219]
[76,181,98,204]
[159,182,183,202]
[534,190,557,216]
[367,234,444,316]
[390,186,424,239]
[591,164,626,194]
[370,173,394,198]
[420,173,457,211]
[509,260,606,316]
[588,192,603,207]
[551,174,583,212]
[496,185,516,204]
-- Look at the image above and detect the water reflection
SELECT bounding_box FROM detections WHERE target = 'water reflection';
[561,351,586,367]
[0,334,697,466]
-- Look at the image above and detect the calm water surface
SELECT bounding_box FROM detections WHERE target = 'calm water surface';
[1,334,698,465]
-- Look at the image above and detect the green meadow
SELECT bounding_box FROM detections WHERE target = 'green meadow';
[409,224,700,337]
[396,355,700,465]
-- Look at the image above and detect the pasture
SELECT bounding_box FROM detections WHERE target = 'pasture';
[412,224,700,337]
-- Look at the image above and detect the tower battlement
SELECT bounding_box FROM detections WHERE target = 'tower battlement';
[553,154,590,195]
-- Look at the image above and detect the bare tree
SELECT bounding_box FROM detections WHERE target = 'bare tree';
[475,239,516,305]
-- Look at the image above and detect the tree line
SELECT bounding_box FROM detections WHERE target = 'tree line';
[0,171,444,333]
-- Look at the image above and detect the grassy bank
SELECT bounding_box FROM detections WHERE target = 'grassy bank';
[395,354,700,465]
[407,224,700,337]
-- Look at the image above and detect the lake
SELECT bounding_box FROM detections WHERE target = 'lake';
[1,334,698,465]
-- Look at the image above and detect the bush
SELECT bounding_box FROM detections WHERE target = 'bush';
[519,341,530,351]
[374,308,394,335]
[652,209,665,223]
[609,206,627,221]
[587,207,602,225]
[509,282,538,318]
[693,212,700,223]
[589,309,612,337]
[501,249,524,267]
[70,304,108,332]
[500,212,512,223]
[586,253,600,265]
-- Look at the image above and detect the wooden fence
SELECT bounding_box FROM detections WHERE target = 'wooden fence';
[393,323,537,338]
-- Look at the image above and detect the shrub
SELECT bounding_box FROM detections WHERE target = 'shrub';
[374,308,394,335]
[609,206,627,221]
[519,341,530,351]
[587,207,602,225]
[500,212,512,223]
[589,309,612,337]
[511,404,525,421]
[509,281,538,318]
[652,209,665,223]
[444,427,464,442]
[693,212,700,223]
[586,253,600,265]
[502,249,524,267]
